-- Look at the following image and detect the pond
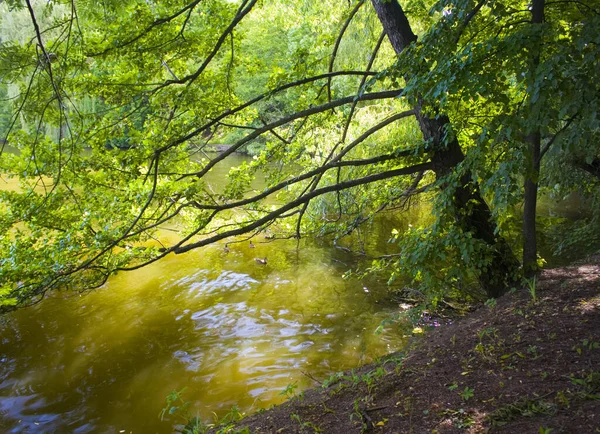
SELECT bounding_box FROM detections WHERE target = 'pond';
[0,153,414,433]
[0,236,409,433]
[0,153,590,432]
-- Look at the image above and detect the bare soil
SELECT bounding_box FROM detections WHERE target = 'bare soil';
[217,258,600,433]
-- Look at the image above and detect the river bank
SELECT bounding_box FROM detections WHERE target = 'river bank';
[207,257,600,433]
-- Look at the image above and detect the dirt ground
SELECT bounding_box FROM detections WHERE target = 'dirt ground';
[212,258,600,433]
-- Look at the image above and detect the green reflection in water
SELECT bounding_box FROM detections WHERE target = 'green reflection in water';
[0,237,408,433]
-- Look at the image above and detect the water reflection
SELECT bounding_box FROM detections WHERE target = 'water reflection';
[0,239,407,433]
[0,152,590,432]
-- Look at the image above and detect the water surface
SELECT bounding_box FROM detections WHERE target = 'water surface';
[0,236,407,433]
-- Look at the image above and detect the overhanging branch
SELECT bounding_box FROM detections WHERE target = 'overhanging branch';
[176,90,405,180]
[174,161,433,253]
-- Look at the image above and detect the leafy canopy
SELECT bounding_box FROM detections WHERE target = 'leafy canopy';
[0,0,598,310]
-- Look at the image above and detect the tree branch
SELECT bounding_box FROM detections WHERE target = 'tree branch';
[328,0,366,102]
[190,109,417,212]
[176,90,405,180]
[154,71,379,154]
[173,162,433,254]
[87,0,203,57]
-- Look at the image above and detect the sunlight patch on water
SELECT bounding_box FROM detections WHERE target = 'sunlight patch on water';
[0,240,408,433]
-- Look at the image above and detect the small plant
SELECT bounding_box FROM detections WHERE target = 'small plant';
[583,338,599,351]
[569,371,600,399]
[322,371,344,388]
[360,367,385,395]
[218,405,244,426]
[477,327,498,340]
[485,298,497,308]
[291,413,322,433]
[487,397,557,426]
[539,427,553,434]
[525,276,537,303]
[570,338,597,356]
[346,369,361,386]
[447,382,458,391]
[159,389,218,434]
[280,381,298,398]
[159,388,190,422]
[527,345,539,359]
[460,386,474,401]
[383,354,405,374]
[474,327,500,361]
[349,398,368,432]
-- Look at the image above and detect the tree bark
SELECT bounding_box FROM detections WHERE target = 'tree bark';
[523,132,541,278]
[522,0,545,278]
[371,0,519,297]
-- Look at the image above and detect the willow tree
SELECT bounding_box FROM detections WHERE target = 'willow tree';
[0,0,598,311]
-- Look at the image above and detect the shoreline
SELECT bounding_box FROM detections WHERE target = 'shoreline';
[202,257,600,433]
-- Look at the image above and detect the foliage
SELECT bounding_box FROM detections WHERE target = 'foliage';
[0,0,598,310]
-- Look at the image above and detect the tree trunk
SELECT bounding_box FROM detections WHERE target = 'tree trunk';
[523,132,541,278]
[371,0,519,297]
[522,0,545,278]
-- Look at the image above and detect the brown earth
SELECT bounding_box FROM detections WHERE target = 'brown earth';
[209,258,600,434]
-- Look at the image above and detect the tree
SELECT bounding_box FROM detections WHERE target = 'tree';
[0,0,598,311]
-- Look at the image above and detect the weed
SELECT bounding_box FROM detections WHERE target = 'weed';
[361,367,384,395]
[346,369,360,386]
[460,387,474,402]
[555,391,570,407]
[485,298,497,308]
[322,371,344,389]
[290,413,322,433]
[583,338,599,351]
[477,327,498,340]
[525,276,537,303]
[349,398,369,433]
[569,371,600,399]
[487,397,556,426]
[382,354,405,374]
[474,327,500,361]
[159,388,190,422]
[527,345,540,359]
[280,381,298,398]
[159,390,248,434]
[570,338,597,355]
[539,427,553,434]
[383,354,405,368]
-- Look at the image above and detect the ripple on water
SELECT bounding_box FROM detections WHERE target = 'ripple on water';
[0,392,63,433]
[170,270,259,299]
[173,350,203,372]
